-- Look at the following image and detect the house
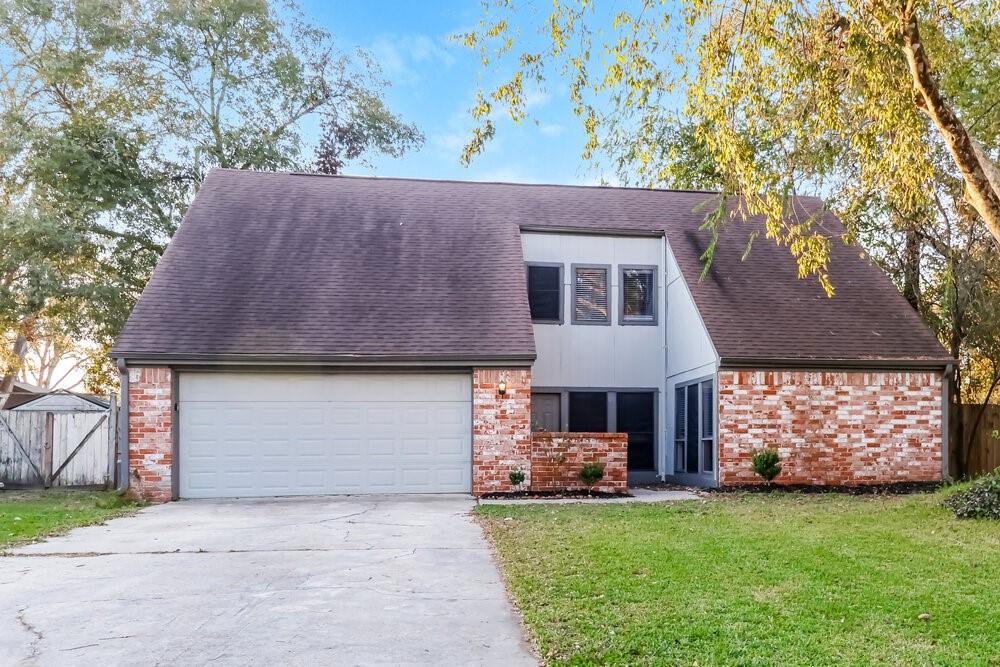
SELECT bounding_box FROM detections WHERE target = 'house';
[112,170,952,501]
[1,380,47,410]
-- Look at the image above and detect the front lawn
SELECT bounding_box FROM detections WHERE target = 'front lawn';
[0,489,141,549]
[478,492,1000,666]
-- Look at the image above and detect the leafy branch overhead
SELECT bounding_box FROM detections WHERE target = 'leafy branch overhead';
[0,0,422,392]
[459,0,1000,296]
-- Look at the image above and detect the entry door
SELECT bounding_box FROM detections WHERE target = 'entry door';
[178,372,472,498]
[531,393,561,432]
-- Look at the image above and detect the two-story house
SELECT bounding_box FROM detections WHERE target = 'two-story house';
[113,171,952,501]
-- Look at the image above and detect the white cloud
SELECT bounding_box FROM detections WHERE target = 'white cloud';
[370,33,458,85]
[538,123,566,137]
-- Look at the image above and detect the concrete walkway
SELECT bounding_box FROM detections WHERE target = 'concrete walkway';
[0,495,536,666]
[479,487,701,505]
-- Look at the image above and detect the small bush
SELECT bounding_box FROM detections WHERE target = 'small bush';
[509,468,526,488]
[751,448,782,482]
[943,469,1000,519]
[579,462,605,487]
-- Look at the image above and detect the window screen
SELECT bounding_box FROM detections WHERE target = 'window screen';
[701,381,714,438]
[622,268,656,323]
[568,392,608,432]
[573,266,609,323]
[527,264,561,322]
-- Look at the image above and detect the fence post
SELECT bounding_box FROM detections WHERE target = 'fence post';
[43,411,54,488]
[108,393,118,488]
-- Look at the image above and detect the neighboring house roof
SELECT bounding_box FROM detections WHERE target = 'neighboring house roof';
[112,169,951,366]
[1,381,47,410]
[6,390,110,411]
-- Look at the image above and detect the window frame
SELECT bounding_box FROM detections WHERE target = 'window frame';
[525,262,564,324]
[618,265,658,326]
[672,376,717,477]
[571,263,612,326]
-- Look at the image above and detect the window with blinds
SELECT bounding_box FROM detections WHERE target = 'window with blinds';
[621,267,656,324]
[573,265,609,324]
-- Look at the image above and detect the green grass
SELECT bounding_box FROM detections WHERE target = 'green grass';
[477,492,1000,666]
[0,488,142,549]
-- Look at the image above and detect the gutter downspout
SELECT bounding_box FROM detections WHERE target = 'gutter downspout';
[116,358,130,494]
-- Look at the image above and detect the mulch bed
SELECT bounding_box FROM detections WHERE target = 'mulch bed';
[708,481,944,495]
[479,490,631,500]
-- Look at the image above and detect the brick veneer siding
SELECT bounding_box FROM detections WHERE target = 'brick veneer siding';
[472,367,532,495]
[718,370,943,486]
[530,432,628,494]
[128,367,173,502]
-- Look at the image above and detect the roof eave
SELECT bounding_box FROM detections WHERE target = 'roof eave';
[719,356,955,371]
[111,351,537,368]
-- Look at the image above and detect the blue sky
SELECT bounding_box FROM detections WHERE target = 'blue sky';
[300,0,603,185]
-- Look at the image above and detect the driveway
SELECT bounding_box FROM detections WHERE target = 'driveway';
[0,495,536,666]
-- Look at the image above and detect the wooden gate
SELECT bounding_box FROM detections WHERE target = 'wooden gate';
[959,404,1000,477]
[0,398,117,488]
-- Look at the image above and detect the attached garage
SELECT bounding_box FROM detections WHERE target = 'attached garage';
[177,372,472,498]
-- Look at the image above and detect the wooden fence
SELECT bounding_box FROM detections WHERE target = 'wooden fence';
[0,403,117,488]
[954,404,1000,478]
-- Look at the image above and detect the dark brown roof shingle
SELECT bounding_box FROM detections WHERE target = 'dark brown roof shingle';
[112,170,950,365]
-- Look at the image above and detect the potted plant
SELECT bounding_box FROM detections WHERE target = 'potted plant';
[508,468,526,492]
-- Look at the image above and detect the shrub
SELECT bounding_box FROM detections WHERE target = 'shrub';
[750,448,782,482]
[579,462,605,487]
[943,469,1000,520]
[508,468,526,488]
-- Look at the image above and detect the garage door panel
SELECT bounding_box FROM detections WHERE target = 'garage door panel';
[178,373,471,498]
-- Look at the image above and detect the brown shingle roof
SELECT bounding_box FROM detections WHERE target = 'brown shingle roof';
[112,170,950,366]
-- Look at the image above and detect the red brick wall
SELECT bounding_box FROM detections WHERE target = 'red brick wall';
[128,367,173,502]
[718,369,943,486]
[530,432,628,494]
[472,367,532,495]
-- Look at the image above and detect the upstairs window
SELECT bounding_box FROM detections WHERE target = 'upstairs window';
[572,265,610,324]
[527,263,562,323]
[620,267,657,324]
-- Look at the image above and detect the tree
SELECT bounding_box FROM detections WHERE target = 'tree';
[460,0,1000,295]
[0,0,422,392]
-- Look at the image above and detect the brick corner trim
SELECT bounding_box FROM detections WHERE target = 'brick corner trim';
[472,367,532,495]
[128,367,173,502]
[717,369,943,486]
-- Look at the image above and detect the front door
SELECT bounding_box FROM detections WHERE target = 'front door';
[530,393,561,432]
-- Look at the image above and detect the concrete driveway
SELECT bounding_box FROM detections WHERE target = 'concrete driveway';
[0,495,536,666]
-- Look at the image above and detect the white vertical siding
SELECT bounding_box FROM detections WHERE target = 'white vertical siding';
[663,239,719,477]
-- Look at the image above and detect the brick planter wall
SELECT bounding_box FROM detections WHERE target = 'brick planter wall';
[128,367,173,502]
[472,367,532,495]
[530,432,628,494]
[718,370,943,486]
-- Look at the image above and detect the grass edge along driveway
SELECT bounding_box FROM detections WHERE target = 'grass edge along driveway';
[477,492,1000,666]
[0,489,142,549]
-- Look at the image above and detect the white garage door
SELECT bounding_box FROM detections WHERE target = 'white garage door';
[178,372,472,498]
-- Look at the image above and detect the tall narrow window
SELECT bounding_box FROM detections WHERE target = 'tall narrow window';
[527,264,562,323]
[700,380,715,473]
[572,265,610,324]
[617,392,655,471]
[620,267,657,324]
[674,386,686,473]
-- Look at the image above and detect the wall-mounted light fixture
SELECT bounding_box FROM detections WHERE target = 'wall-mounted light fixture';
[498,381,507,396]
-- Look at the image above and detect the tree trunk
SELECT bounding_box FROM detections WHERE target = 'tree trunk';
[0,332,29,396]
[902,228,922,309]
[901,8,1000,250]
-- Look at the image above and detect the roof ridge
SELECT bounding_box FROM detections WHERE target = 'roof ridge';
[209,168,723,196]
